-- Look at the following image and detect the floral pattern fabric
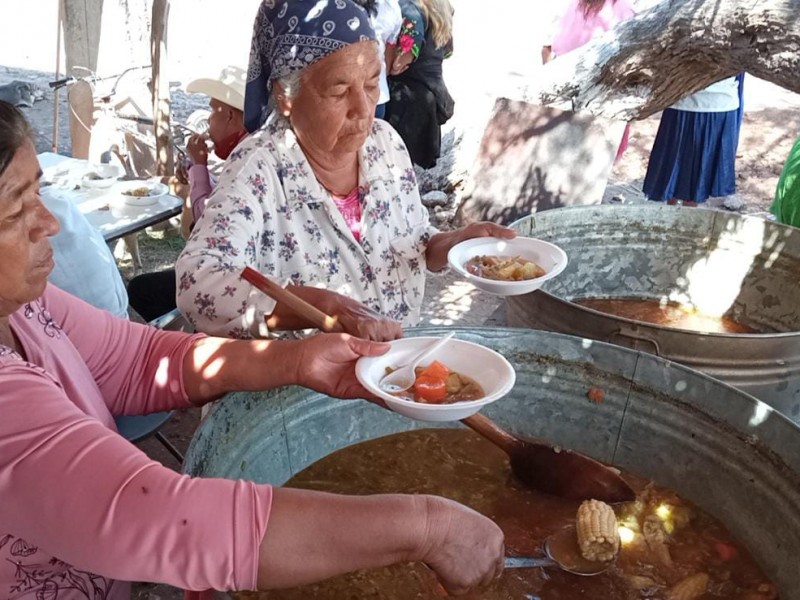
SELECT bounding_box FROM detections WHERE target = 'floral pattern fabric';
[176,117,438,339]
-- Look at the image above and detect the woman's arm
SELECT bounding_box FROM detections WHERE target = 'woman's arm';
[181,332,389,404]
[425,222,516,272]
[258,489,504,594]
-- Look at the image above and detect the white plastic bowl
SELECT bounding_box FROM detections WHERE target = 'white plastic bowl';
[356,336,516,422]
[116,181,169,206]
[81,164,124,189]
[447,236,568,296]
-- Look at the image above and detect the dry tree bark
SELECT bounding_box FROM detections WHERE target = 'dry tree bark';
[520,0,800,121]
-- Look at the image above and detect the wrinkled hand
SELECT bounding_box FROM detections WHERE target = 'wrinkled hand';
[458,221,516,244]
[420,496,505,596]
[292,333,390,399]
[186,133,210,165]
[337,303,403,342]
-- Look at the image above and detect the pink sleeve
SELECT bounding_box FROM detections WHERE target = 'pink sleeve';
[42,284,204,416]
[189,164,216,225]
[614,0,636,20]
[0,365,272,590]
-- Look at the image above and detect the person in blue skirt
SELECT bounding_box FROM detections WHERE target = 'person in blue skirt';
[643,74,744,207]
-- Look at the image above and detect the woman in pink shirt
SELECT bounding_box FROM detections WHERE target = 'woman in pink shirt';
[0,101,503,599]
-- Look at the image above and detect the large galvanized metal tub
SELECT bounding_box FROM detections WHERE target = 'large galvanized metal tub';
[507,205,800,422]
[184,327,800,597]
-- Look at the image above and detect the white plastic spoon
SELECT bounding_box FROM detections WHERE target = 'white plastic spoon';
[378,333,455,393]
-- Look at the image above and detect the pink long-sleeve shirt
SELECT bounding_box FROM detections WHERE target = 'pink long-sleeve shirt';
[0,285,273,599]
[550,0,636,56]
[188,164,216,226]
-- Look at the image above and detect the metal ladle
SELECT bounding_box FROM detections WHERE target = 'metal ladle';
[504,526,615,576]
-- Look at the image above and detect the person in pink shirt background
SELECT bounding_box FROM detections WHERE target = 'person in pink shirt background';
[0,100,504,599]
[541,0,636,160]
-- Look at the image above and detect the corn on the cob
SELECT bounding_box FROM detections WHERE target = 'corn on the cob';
[576,499,619,562]
[666,573,709,600]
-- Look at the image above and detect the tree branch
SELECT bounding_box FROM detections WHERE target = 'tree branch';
[516,0,800,121]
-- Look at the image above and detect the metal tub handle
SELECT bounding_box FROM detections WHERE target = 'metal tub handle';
[609,327,662,356]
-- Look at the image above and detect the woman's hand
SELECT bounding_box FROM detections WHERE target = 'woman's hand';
[291,333,390,399]
[390,51,414,75]
[419,496,505,595]
[337,303,404,342]
[425,222,517,272]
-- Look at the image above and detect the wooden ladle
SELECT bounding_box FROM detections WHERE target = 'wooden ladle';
[240,267,635,503]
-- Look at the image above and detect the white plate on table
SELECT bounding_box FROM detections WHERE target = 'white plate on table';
[447,236,568,296]
[356,336,515,422]
[115,181,169,206]
[80,164,124,190]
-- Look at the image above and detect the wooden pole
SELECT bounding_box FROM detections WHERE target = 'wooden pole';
[52,0,64,152]
[151,0,174,176]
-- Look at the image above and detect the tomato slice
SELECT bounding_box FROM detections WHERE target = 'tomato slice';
[413,374,448,403]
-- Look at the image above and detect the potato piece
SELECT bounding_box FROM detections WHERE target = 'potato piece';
[445,372,463,394]
[666,573,709,600]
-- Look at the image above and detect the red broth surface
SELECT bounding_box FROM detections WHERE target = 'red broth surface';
[237,429,777,600]
[575,298,759,334]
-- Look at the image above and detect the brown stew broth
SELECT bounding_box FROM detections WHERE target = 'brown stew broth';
[239,429,775,600]
[575,298,759,334]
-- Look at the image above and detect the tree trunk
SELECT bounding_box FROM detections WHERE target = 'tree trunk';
[520,0,800,121]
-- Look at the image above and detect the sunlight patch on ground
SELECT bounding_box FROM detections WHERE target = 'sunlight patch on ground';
[425,280,478,326]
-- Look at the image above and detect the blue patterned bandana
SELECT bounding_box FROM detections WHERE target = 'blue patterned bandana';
[244,0,376,132]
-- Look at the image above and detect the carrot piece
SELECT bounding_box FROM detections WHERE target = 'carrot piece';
[714,541,738,561]
[414,375,448,403]
[419,360,450,380]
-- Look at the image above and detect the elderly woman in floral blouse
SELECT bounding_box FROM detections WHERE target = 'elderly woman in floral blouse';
[175,0,512,340]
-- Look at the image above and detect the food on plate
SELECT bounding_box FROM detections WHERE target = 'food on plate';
[466,254,546,281]
[385,360,484,404]
[123,186,152,197]
[576,499,619,562]
[84,172,105,181]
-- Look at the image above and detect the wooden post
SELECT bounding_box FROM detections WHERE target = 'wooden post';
[61,0,103,158]
[151,0,173,176]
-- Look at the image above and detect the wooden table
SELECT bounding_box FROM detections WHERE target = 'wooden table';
[37,152,183,243]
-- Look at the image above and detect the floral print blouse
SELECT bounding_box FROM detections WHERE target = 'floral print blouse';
[175,116,438,338]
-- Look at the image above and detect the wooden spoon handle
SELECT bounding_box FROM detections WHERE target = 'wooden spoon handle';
[460,413,518,456]
[240,266,344,333]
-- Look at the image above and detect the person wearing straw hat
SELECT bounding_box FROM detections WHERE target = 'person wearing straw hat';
[128,66,249,322]
[176,0,513,341]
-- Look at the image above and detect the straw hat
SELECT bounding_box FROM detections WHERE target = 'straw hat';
[186,65,246,112]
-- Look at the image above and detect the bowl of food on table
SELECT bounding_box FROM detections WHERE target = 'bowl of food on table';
[115,180,169,206]
[80,163,124,190]
[448,236,568,296]
[356,336,516,422]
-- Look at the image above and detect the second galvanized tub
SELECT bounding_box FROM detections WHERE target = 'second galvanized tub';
[507,205,800,422]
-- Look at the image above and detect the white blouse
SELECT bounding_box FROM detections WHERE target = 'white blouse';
[175,116,437,338]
